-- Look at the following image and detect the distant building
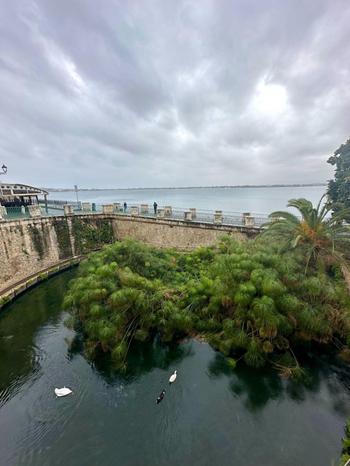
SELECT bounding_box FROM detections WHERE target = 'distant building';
[0,183,48,207]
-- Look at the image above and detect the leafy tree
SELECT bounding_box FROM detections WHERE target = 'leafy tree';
[263,197,350,271]
[64,237,350,377]
[328,138,350,219]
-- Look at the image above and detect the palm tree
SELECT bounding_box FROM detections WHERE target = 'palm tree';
[263,196,350,272]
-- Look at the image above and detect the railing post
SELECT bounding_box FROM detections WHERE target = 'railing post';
[244,215,255,227]
[28,205,42,218]
[242,212,250,224]
[102,204,114,214]
[113,202,121,212]
[130,206,139,216]
[164,206,172,217]
[189,208,196,219]
[64,205,74,216]
[140,204,149,214]
[81,202,92,212]
[214,210,223,224]
[0,205,6,221]
[184,211,192,221]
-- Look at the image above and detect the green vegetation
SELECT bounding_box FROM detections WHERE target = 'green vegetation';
[340,419,350,465]
[328,138,350,221]
[64,197,350,375]
[52,219,72,259]
[28,224,46,259]
[72,217,115,255]
[264,196,350,271]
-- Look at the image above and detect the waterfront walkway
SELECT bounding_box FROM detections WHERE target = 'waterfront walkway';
[1,200,270,228]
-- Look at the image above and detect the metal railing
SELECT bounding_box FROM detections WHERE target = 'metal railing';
[1,200,271,228]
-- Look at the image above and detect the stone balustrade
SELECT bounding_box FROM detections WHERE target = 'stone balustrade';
[164,206,172,217]
[64,205,74,216]
[82,202,92,211]
[102,204,114,215]
[140,204,149,214]
[157,208,165,218]
[244,215,255,227]
[214,210,223,224]
[190,208,196,219]
[28,205,42,218]
[184,211,192,221]
[0,206,7,219]
[130,206,139,216]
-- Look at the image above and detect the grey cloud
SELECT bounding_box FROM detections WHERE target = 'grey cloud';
[0,0,349,188]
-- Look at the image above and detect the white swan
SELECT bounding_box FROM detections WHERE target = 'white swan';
[169,370,177,384]
[54,387,72,397]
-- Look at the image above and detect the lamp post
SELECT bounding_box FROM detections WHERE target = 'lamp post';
[0,164,7,175]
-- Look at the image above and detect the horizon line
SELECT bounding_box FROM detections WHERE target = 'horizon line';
[44,182,328,191]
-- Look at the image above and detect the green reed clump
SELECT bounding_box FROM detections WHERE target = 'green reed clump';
[64,236,350,374]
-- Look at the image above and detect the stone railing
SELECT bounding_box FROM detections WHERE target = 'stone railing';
[1,200,270,228]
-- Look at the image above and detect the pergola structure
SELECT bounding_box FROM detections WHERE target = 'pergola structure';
[0,183,48,208]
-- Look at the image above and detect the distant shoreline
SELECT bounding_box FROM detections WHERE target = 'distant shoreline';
[45,183,327,192]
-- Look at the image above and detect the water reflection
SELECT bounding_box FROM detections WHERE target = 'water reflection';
[1,270,350,466]
[93,338,195,385]
[0,270,76,407]
[207,350,350,417]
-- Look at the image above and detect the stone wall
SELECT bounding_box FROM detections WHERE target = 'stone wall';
[0,213,258,294]
[112,215,254,249]
[0,215,116,293]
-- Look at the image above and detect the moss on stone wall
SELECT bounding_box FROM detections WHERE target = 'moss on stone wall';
[72,217,115,255]
[52,219,73,259]
[28,224,46,259]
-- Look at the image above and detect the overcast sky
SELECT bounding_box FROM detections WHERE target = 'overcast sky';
[0,0,349,188]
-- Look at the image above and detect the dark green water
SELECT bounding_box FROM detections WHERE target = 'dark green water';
[1,271,350,466]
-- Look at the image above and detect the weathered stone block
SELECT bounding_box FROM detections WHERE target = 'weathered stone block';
[242,212,250,224]
[28,204,42,217]
[190,208,197,219]
[184,211,192,221]
[82,202,92,211]
[0,205,6,220]
[140,204,149,214]
[64,205,74,216]
[214,211,223,224]
[164,206,172,217]
[244,215,255,227]
[102,204,114,215]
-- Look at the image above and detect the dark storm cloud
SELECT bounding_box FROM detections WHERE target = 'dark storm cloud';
[0,0,349,187]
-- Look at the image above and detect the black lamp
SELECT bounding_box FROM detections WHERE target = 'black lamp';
[0,164,7,175]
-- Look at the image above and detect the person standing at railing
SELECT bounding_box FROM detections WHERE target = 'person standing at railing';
[153,202,158,215]
[123,202,127,213]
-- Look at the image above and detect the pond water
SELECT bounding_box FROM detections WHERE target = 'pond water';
[0,270,349,466]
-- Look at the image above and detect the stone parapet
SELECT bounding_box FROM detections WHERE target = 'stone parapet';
[164,206,172,217]
[214,210,223,224]
[28,204,42,217]
[131,206,139,216]
[102,204,114,215]
[244,215,255,227]
[64,205,74,216]
[82,202,92,211]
